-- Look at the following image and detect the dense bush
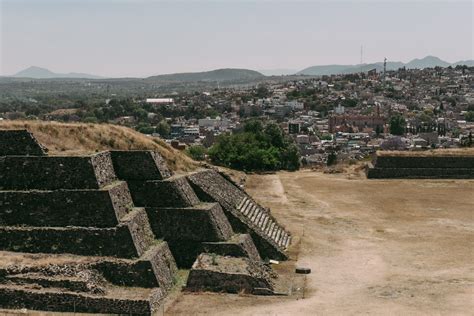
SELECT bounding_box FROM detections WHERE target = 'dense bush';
[208,120,300,172]
[186,145,207,161]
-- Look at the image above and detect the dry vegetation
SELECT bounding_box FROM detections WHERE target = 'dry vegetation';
[378,148,474,157]
[0,120,199,172]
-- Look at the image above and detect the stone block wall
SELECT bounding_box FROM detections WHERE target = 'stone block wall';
[127,175,200,207]
[0,286,162,315]
[367,154,474,179]
[0,181,133,227]
[111,150,172,180]
[146,203,233,242]
[202,234,261,262]
[0,209,155,258]
[0,130,47,156]
[186,254,275,294]
[0,153,116,190]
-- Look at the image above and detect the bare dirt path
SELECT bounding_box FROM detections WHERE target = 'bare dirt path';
[166,170,474,315]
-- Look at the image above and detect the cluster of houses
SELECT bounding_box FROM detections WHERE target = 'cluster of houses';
[138,66,472,165]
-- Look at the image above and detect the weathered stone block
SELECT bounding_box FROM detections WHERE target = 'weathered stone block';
[92,242,177,290]
[186,254,275,294]
[111,150,172,180]
[0,286,163,315]
[0,181,133,227]
[202,234,261,262]
[128,175,200,207]
[187,169,246,210]
[0,209,154,258]
[0,152,116,190]
[0,130,47,156]
[146,202,233,242]
[374,155,474,169]
[367,166,474,179]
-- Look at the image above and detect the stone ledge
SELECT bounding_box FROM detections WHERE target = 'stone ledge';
[0,152,116,190]
[0,130,47,156]
[127,175,200,207]
[0,209,155,258]
[374,155,474,169]
[367,166,474,179]
[186,254,275,295]
[145,202,233,242]
[0,181,133,227]
[0,285,162,315]
[202,234,261,262]
[111,150,172,180]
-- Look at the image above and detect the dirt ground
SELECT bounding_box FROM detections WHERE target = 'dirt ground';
[165,169,474,315]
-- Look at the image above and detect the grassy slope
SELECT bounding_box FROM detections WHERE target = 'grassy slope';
[0,120,199,172]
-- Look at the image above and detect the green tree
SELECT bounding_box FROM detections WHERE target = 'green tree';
[465,111,474,122]
[208,120,300,172]
[186,145,207,161]
[156,120,171,137]
[389,115,406,136]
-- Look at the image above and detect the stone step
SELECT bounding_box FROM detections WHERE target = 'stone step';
[0,181,133,228]
[186,169,247,212]
[271,225,279,240]
[0,152,116,190]
[252,206,262,222]
[127,175,200,208]
[186,254,274,295]
[6,273,100,294]
[0,241,177,290]
[186,169,289,261]
[145,202,233,242]
[0,208,155,258]
[285,236,291,248]
[279,234,287,249]
[0,283,163,315]
[248,205,258,222]
[202,234,261,263]
[259,215,269,230]
[254,209,265,226]
[0,130,47,156]
[243,201,253,216]
[274,229,283,245]
[110,150,172,180]
[240,198,251,214]
[237,197,248,211]
[367,166,474,179]
[265,221,275,235]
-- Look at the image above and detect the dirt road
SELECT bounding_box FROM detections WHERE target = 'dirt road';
[166,170,474,315]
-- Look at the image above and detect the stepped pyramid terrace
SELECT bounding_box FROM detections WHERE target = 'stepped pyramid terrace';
[0,130,292,315]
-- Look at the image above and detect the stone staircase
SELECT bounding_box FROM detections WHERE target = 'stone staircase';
[187,169,291,261]
[237,196,291,250]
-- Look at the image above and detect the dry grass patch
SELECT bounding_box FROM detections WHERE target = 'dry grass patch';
[0,120,199,172]
[378,148,474,157]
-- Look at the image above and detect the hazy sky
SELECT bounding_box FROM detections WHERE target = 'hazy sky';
[1,0,472,77]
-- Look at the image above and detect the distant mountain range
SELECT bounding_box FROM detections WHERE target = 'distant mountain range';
[145,68,264,83]
[12,66,104,79]
[9,56,474,81]
[297,56,473,76]
[258,69,300,76]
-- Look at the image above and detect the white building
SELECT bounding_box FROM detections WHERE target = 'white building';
[146,98,174,105]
